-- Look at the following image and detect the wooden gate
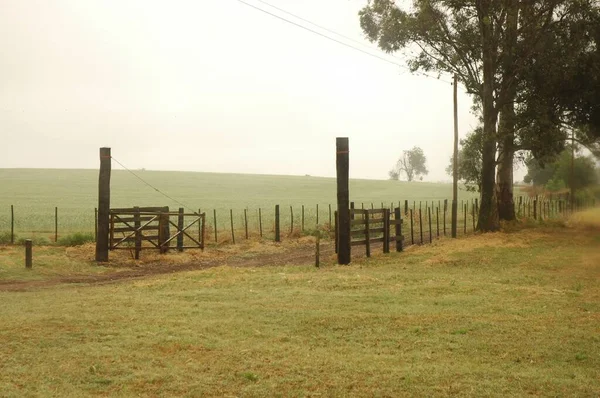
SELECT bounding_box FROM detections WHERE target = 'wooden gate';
[109,206,206,259]
[335,207,403,258]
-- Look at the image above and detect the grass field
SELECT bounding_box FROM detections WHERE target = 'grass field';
[0,210,599,396]
[0,168,479,240]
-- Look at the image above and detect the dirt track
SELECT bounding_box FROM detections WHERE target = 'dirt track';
[0,241,338,292]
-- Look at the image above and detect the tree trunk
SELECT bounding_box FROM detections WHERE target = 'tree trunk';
[476,0,500,232]
[496,108,516,221]
[496,0,518,222]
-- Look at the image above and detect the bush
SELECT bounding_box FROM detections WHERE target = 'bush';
[58,232,95,247]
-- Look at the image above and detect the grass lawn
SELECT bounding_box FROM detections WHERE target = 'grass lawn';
[0,210,599,397]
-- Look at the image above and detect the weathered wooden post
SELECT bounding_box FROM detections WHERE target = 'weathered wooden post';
[290,206,294,234]
[25,239,32,269]
[213,209,218,242]
[275,205,280,242]
[315,235,320,268]
[134,206,141,259]
[419,208,423,244]
[301,205,305,231]
[410,209,414,245]
[259,208,263,237]
[95,147,111,262]
[394,207,403,252]
[383,208,390,254]
[10,205,14,244]
[334,210,338,254]
[244,209,249,239]
[54,207,58,243]
[178,208,185,251]
[336,137,350,265]
[229,209,235,244]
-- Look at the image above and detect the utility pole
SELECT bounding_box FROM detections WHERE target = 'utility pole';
[571,129,575,212]
[452,74,459,238]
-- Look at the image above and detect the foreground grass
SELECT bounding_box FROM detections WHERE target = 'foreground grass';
[0,215,599,396]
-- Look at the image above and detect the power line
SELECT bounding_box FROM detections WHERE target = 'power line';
[111,156,199,214]
[233,0,452,84]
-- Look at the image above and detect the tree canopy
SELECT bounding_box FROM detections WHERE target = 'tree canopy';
[390,147,428,182]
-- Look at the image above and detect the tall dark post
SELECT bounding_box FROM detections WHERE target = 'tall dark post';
[275,205,280,242]
[571,130,575,212]
[452,74,459,238]
[134,206,141,259]
[25,239,32,269]
[336,137,350,265]
[178,208,185,251]
[394,207,403,252]
[95,147,111,262]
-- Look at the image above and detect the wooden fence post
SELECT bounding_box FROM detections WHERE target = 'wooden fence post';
[301,205,305,232]
[463,204,467,234]
[533,199,538,220]
[334,210,338,254]
[10,205,14,244]
[436,207,440,238]
[410,209,414,245]
[134,206,141,259]
[394,207,403,252]
[54,207,58,243]
[472,203,476,231]
[365,210,371,258]
[95,147,111,262]
[290,206,294,234]
[213,209,218,242]
[201,212,206,250]
[244,209,248,239]
[316,204,319,227]
[230,209,235,244]
[428,207,432,243]
[178,207,185,251]
[444,199,448,236]
[275,205,280,242]
[419,208,423,244]
[404,200,408,216]
[350,202,355,221]
[314,234,321,268]
[383,209,390,254]
[328,204,332,227]
[25,239,32,269]
[336,137,350,265]
[259,208,263,237]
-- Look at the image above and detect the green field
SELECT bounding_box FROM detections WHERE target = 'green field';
[0,211,598,396]
[1,169,478,239]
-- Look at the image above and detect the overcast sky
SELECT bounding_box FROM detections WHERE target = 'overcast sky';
[0,0,510,182]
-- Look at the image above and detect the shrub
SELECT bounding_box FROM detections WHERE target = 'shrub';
[58,232,95,247]
[16,236,50,246]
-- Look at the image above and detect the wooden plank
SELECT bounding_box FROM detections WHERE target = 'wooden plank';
[350,229,367,237]
[369,237,385,244]
[351,239,367,247]
[351,208,368,215]
[350,219,367,226]
[110,216,155,223]
[113,225,159,233]
[368,209,386,215]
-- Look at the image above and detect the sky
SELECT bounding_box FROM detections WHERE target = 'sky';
[0,0,511,182]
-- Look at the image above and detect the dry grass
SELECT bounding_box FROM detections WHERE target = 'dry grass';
[0,211,599,396]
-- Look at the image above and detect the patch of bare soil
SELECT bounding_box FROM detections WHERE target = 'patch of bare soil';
[0,241,337,292]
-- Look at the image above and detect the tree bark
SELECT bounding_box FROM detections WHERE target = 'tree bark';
[496,106,516,221]
[496,0,518,222]
[476,0,500,232]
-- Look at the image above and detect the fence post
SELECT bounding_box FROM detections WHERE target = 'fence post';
[533,199,538,220]
[25,239,32,269]
[316,204,319,227]
[133,207,141,259]
[213,209,218,242]
[290,206,294,234]
[383,208,390,254]
[336,137,350,265]
[315,235,320,268]
[244,209,248,239]
[404,200,408,216]
[328,204,332,227]
[334,210,338,254]
[428,207,432,244]
[410,209,414,245]
[95,147,111,262]
[436,207,440,238]
[201,212,206,250]
[159,206,170,253]
[275,205,280,242]
[444,199,448,236]
[259,208,263,237]
[419,208,423,244]
[55,207,58,243]
[365,210,371,258]
[394,207,403,252]
[463,204,467,234]
[301,205,305,232]
[10,205,14,244]
[350,202,355,220]
[472,203,476,231]
[178,207,185,251]
[229,209,235,244]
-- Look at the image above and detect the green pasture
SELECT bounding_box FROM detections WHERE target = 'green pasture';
[0,169,479,239]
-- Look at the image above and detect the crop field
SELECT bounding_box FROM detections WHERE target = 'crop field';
[0,169,479,240]
[0,210,598,396]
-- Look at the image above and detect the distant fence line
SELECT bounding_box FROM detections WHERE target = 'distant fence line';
[2,195,596,247]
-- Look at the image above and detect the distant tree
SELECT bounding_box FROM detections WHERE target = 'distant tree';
[524,146,598,190]
[446,128,483,192]
[391,147,428,182]
[388,169,400,181]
